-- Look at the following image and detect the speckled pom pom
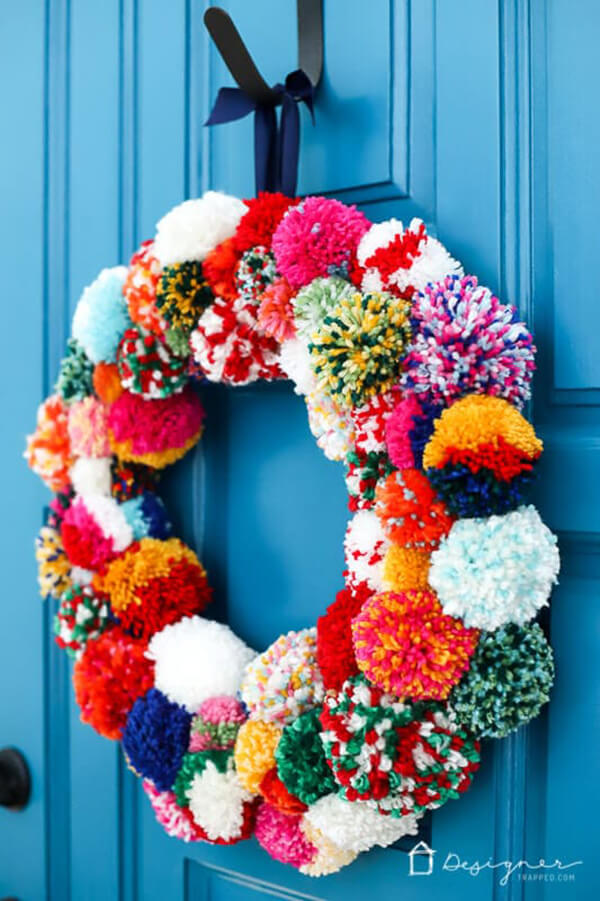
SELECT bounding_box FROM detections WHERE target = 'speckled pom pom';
[234,246,277,304]
[234,720,282,794]
[345,449,395,511]
[257,277,297,342]
[254,803,317,868]
[344,509,390,592]
[36,524,72,599]
[429,505,560,630]
[73,626,154,740]
[320,674,480,815]
[117,325,188,398]
[292,276,354,337]
[383,545,430,592]
[143,780,206,842]
[124,240,166,336]
[122,688,191,791]
[350,390,397,456]
[240,628,324,725]
[375,468,454,550]
[56,338,94,404]
[96,538,211,639]
[309,290,412,409]
[72,266,131,364]
[189,696,247,752]
[305,794,420,853]
[60,494,133,569]
[422,394,543,518]
[154,261,213,336]
[306,388,355,461]
[107,386,204,469]
[449,622,554,738]
[25,394,74,492]
[54,583,110,658]
[352,589,479,699]
[67,397,111,457]
[275,708,336,804]
[317,581,373,690]
[401,275,536,409]
[272,196,369,289]
[153,192,247,267]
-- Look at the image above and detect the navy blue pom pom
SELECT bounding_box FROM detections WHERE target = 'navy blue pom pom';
[122,688,191,791]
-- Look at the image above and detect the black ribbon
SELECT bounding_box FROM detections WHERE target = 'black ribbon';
[205,68,314,196]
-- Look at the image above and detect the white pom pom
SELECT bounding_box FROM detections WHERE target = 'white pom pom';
[69,457,112,496]
[305,795,420,853]
[147,616,256,712]
[153,192,247,266]
[71,566,94,586]
[278,337,317,395]
[79,494,133,551]
[344,510,389,591]
[186,758,253,841]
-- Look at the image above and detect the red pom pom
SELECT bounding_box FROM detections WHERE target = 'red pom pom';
[203,238,241,301]
[317,581,374,690]
[259,767,307,816]
[233,192,298,253]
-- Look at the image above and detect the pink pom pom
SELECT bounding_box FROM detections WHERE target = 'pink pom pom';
[197,696,246,725]
[254,803,317,868]
[143,780,206,842]
[257,277,297,342]
[68,397,111,457]
[385,395,422,468]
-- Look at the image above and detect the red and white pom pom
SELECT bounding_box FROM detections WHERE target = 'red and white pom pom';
[350,390,397,455]
[343,510,389,592]
[185,756,255,843]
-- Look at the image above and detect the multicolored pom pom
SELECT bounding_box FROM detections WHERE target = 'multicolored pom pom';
[375,468,454,550]
[189,696,247,752]
[25,394,74,492]
[117,325,187,398]
[123,241,165,336]
[234,245,277,304]
[60,494,133,569]
[35,524,72,599]
[67,397,111,457]
[54,583,110,658]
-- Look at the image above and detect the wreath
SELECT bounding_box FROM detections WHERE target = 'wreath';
[25,190,559,876]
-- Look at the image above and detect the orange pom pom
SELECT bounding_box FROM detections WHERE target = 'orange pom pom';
[25,394,74,492]
[203,238,241,301]
[93,362,123,404]
[375,468,454,550]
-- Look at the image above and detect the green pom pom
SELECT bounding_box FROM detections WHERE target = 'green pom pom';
[293,276,353,337]
[173,749,230,807]
[55,338,94,404]
[54,584,110,659]
[155,261,213,334]
[275,708,336,805]
[450,623,554,738]
[165,326,191,359]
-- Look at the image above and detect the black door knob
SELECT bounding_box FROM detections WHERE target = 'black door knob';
[0,748,30,810]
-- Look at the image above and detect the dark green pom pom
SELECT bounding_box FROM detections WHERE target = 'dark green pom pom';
[275,708,336,805]
[56,338,94,404]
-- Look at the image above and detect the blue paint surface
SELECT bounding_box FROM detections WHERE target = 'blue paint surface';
[1,1,598,899]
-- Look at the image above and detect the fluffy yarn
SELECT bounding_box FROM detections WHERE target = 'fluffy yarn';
[306,389,355,461]
[120,492,171,540]
[117,325,187,398]
[25,394,74,492]
[123,240,165,335]
[343,509,389,591]
[234,719,282,793]
[93,361,123,404]
[234,246,277,304]
[257,276,297,342]
[67,397,111,457]
[317,580,373,690]
[350,390,397,455]
[56,338,94,404]
[189,696,246,752]
[54,583,110,658]
[72,266,130,364]
[275,708,336,804]
[155,261,213,334]
[233,192,297,253]
[383,545,430,592]
[293,276,354,337]
[70,456,112,497]
[299,819,357,876]
[375,468,454,550]
[305,794,420,853]
[278,336,317,395]
[123,688,191,791]
[344,449,395,512]
[254,803,317,868]
[35,524,72,599]
[60,494,133,569]
[143,780,206,842]
[153,192,247,266]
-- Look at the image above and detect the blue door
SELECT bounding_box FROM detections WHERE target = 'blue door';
[1,1,599,899]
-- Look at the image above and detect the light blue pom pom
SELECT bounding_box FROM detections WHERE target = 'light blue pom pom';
[72,266,131,364]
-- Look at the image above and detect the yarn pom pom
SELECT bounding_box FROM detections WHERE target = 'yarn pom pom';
[257,277,297,342]
[36,524,72,599]
[305,794,420,853]
[233,192,298,253]
[153,192,247,267]
[429,505,560,630]
[386,394,428,469]
[317,580,373,690]
[422,394,543,518]
[143,780,206,842]
[117,325,187,398]
[96,538,210,639]
[202,238,240,301]
[25,394,73,492]
[67,397,111,457]
[275,708,336,804]
[254,803,317,869]
[110,459,160,501]
[309,290,412,409]
[278,337,316,395]
[343,510,390,592]
[299,818,358,876]
[73,626,154,739]
[306,389,355,462]
[272,196,369,289]
[155,261,213,336]
[54,583,110,658]
[450,622,554,738]
[60,495,133,569]
[234,246,277,304]
[56,338,94,404]
[375,468,454,550]
[350,390,397,456]
[122,688,191,791]
[357,217,463,297]
[258,769,307,815]
[189,696,247,752]
[72,266,131,364]
[292,276,354,337]
[93,361,124,404]
[148,616,255,713]
[352,589,479,699]
[401,275,536,410]
[345,449,395,512]
[123,240,165,336]
[120,492,172,540]
[320,674,480,815]
[234,719,282,794]
[240,628,324,725]
[107,386,204,469]
[70,457,112,497]
[383,545,430,592]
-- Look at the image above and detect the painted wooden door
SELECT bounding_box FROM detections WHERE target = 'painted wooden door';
[1,1,599,899]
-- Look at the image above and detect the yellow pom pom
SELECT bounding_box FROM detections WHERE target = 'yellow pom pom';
[234,719,282,793]
[383,545,430,591]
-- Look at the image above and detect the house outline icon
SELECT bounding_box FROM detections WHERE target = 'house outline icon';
[408,840,436,876]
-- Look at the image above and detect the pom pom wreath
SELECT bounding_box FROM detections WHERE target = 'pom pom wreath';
[257,277,297,342]
[120,492,172,540]
[25,394,73,492]
[60,495,133,569]
[154,192,247,267]
[350,390,397,456]
[357,217,463,297]
[450,622,554,738]
[189,696,247,752]
[401,275,536,410]
[143,780,206,842]
[422,394,543,518]
[254,803,317,869]
[56,338,94,404]
[343,510,389,592]
[122,688,191,791]
[148,616,256,713]
[299,819,358,876]
[240,628,324,725]
[107,387,204,469]
[309,291,412,409]
[375,468,454,550]
[54,583,110,658]
[155,261,213,334]
[429,505,560,630]
[35,524,72,599]
[383,545,430,592]
[234,246,277,304]
[278,336,316,395]
[233,192,298,253]
[320,674,480,815]
[202,238,240,301]
[293,276,354,337]
[96,538,210,639]
[73,626,154,739]
[72,266,131,364]
[352,589,479,700]
[190,297,282,385]
[116,325,187,399]
[258,768,307,815]
[70,456,112,497]
[234,720,282,794]
[67,397,111,457]
[317,581,373,691]
[275,708,336,804]
[306,389,355,462]
[92,361,124,404]
[345,449,395,512]
[123,240,166,336]
[305,794,420,853]
[272,196,369,289]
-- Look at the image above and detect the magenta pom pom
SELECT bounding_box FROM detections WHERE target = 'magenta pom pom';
[254,802,317,868]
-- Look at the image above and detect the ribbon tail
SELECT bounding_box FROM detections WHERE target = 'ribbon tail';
[254,105,278,194]
[205,87,256,126]
[278,93,301,196]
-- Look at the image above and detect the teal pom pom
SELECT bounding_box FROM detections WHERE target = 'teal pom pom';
[55,338,94,404]
[72,266,131,364]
